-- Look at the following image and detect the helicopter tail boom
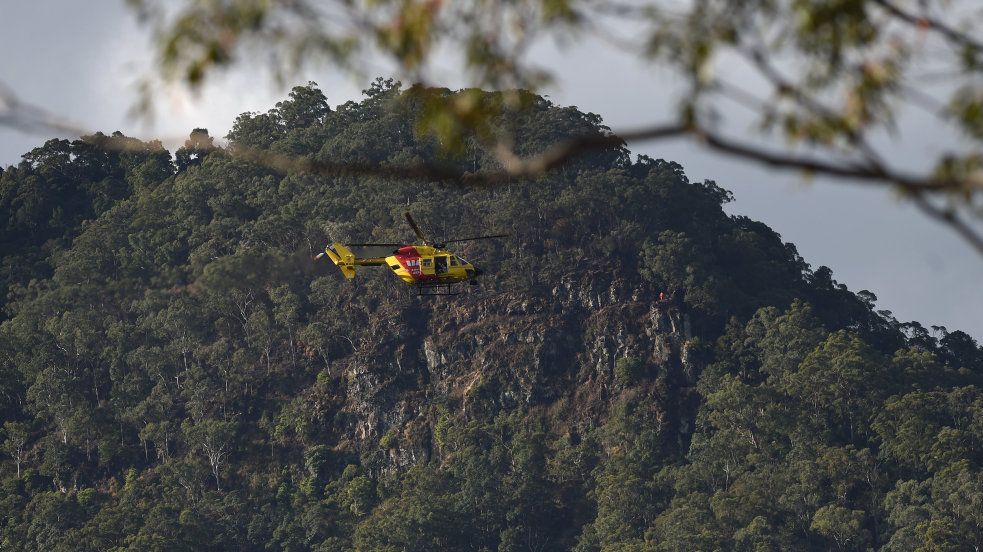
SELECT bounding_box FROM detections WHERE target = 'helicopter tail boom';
[321,243,388,279]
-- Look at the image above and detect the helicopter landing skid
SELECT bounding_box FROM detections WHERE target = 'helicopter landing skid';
[414,283,461,296]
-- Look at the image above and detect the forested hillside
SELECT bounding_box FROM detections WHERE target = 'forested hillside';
[2,79,982,551]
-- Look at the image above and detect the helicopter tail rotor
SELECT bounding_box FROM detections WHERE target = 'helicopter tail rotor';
[322,243,357,279]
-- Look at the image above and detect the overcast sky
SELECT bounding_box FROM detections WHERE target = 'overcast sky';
[2,1,981,338]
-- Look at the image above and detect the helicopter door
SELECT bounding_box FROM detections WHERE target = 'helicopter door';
[434,255,448,275]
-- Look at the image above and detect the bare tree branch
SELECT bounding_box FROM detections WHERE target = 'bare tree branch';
[738,47,887,169]
[225,118,983,255]
[230,124,686,185]
[2,75,981,256]
[872,0,983,54]
[224,118,976,197]
[490,125,688,178]
[909,193,983,255]
[0,81,87,136]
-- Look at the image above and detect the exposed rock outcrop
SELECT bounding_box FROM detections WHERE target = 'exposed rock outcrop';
[334,269,703,469]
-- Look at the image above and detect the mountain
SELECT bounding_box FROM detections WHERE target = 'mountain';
[1,79,982,551]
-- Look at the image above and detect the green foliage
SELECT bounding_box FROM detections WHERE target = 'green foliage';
[614,357,645,387]
[1,81,982,551]
[810,505,871,550]
[174,128,218,171]
[130,0,983,197]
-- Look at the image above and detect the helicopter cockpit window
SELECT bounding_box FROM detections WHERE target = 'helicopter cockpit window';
[450,256,459,266]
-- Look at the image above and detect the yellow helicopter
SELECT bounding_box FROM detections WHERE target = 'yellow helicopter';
[315,213,507,295]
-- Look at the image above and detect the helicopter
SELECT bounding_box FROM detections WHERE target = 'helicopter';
[315,213,508,295]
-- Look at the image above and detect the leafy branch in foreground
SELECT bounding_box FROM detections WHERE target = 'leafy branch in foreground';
[3,78,983,552]
[6,1,983,252]
[115,0,983,253]
[6,75,982,253]
[220,86,983,254]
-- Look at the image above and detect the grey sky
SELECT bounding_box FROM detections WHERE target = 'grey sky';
[1,1,981,338]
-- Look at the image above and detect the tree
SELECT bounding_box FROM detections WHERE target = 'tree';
[183,419,236,491]
[115,0,983,253]
[2,421,29,477]
[353,466,471,551]
[810,505,871,551]
[782,331,892,442]
[174,128,217,172]
[747,301,827,384]
[2,69,983,551]
[275,81,329,130]
[883,461,983,550]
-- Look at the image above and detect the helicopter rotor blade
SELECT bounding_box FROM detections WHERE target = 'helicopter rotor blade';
[404,212,429,244]
[443,233,510,244]
[344,243,406,247]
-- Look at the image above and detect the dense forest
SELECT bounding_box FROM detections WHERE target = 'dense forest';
[1,79,982,551]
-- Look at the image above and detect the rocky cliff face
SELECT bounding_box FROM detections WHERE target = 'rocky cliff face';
[11,83,978,551]
[335,268,701,470]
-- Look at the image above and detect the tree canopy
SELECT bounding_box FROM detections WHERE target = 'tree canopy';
[1,82,982,550]
[118,0,983,252]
